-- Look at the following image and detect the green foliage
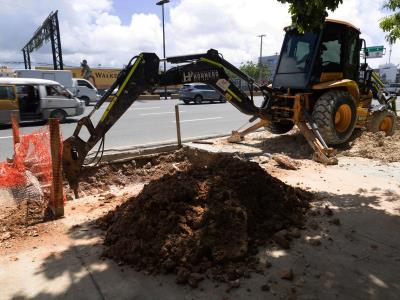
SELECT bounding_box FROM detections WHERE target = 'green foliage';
[239,61,270,82]
[277,0,343,32]
[379,1,400,44]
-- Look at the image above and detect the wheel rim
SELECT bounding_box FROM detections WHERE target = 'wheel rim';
[334,104,352,133]
[379,116,393,134]
[52,112,64,120]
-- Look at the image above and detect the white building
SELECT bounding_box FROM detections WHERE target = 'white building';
[379,63,397,83]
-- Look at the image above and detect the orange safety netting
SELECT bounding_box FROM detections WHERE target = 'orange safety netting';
[0,126,52,189]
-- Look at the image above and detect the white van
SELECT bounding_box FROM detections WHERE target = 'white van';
[0,78,85,124]
[72,78,101,105]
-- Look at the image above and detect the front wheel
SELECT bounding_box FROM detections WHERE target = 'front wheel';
[194,95,203,104]
[50,109,67,123]
[367,110,397,136]
[312,90,357,145]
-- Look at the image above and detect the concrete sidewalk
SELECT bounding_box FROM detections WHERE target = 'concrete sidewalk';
[1,141,400,299]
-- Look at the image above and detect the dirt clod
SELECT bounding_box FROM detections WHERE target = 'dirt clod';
[329,218,341,226]
[279,268,294,281]
[272,230,291,249]
[261,283,270,291]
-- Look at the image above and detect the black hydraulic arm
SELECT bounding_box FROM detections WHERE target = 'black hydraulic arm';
[62,49,265,189]
[63,53,160,189]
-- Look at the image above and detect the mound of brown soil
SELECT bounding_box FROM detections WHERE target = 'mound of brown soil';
[99,152,311,286]
[342,128,400,162]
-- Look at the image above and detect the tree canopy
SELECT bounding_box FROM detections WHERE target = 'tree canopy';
[379,0,400,44]
[278,0,343,32]
[239,61,270,83]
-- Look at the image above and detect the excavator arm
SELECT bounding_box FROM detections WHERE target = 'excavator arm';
[63,49,267,190]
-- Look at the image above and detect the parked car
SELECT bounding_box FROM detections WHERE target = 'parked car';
[179,83,226,104]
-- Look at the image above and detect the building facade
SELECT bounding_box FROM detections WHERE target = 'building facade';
[261,54,279,81]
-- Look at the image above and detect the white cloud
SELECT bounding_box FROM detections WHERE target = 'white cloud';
[0,0,397,70]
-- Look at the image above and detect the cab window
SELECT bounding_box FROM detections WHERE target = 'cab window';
[0,86,15,100]
[77,80,94,89]
[320,26,343,72]
[46,85,71,98]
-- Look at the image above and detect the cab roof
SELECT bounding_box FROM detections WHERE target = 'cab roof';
[325,19,360,33]
[0,77,60,85]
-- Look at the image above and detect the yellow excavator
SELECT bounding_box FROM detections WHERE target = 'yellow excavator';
[62,19,397,191]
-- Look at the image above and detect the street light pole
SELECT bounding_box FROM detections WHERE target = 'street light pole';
[157,0,170,100]
[257,34,266,84]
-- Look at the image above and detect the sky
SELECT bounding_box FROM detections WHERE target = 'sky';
[0,0,397,69]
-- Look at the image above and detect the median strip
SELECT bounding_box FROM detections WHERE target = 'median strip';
[0,136,12,140]
[177,117,223,123]
[140,111,186,116]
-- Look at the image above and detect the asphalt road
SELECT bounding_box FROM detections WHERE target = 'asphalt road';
[0,98,264,160]
[1,96,399,161]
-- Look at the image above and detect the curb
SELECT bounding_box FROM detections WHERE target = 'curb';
[86,133,231,165]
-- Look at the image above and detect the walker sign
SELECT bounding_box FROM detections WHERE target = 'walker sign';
[364,46,385,59]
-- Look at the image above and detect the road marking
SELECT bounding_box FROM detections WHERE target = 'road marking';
[129,106,161,111]
[177,117,223,123]
[0,136,12,140]
[140,111,185,116]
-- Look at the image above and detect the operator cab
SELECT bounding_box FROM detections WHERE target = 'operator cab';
[273,19,361,90]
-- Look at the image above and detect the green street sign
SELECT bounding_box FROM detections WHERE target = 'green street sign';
[364,46,385,59]
[366,46,384,52]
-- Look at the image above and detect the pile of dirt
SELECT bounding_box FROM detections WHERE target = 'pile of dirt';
[341,127,400,162]
[98,152,312,287]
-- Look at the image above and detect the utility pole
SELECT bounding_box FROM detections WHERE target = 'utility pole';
[156,0,170,100]
[257,34,266,84]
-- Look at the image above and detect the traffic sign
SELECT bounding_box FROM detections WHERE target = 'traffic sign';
[364,46,385,59]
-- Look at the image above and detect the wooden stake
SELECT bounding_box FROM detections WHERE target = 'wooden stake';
[175,105,182,148]
[49,118,64,217]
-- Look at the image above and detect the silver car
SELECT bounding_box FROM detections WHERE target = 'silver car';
[179,83,226,104]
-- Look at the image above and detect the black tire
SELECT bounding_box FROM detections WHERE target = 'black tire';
[50,109,67,123]
[264,121,294,134]
[80,96,90,106]
[367,110,397,136]
[194,95,203,104]
[312,90,357,145]
[183,100,190,105]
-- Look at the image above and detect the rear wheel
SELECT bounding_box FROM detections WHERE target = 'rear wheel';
[265,121,294,134]
[50,109,67,123]
[367,110,397,136]
[194,95,203,104]
[312,90,357,145]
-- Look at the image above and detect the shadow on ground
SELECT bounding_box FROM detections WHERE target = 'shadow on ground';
[9,187,400,300]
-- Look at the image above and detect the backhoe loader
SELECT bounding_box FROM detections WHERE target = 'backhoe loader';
[62,19,397,191]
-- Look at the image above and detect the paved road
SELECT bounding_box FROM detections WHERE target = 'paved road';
[1,96,399,161]
[0,98,264,160]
